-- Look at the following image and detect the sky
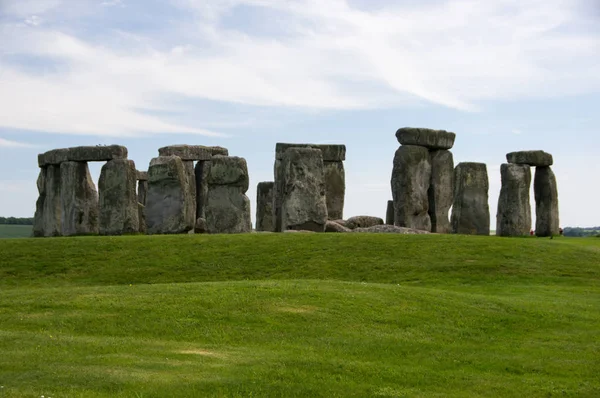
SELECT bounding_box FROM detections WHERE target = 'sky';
[0,0,599,228]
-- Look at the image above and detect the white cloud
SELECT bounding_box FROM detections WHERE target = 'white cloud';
[101,0,124,7]
[0,138,36,148]
[512,129,522,135]
[0,0,598,136]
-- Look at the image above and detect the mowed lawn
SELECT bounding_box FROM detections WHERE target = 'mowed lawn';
[0,234,599,397]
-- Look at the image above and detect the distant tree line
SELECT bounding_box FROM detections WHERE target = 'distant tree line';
[0,217,34,225]
[563,227,600,237]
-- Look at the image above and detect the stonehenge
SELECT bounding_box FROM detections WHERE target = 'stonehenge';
[451,162,490,235]
[391,128,456,233]
[496,150,559,237]
[32,134,559,238]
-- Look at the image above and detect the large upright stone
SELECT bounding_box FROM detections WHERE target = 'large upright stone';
[33,168,48,237]
[98,159,139,235]
[205,156,252,234]
[194,147,230,220]
[428,150,454,233]
[534,166,559,237]
[158,145,212,161]
[183,160,197,221]
[279,148,328,232]
[137,180,148,206]
[496,163,531,237]
[386,200,394,225]
[275,143,345,161]
[395,128,456,150]
[146,156,195,234]
[256,182,275,232]
[41,165,62,237]
[60,161,99,236]
[391,145,432,231]
[452,162,490,235]
[506,150,553,167]
[323,161,345,220]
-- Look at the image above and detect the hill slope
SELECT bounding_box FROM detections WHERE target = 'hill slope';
[0,234,599,397]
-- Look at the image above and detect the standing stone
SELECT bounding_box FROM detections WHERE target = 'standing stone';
[183,160,196,222]
[256,182,275,232]
[194,147,229,221]
[146,156,195,235]
[33,168,47,237]
[98,159,139,235]
[391,145,432,231]
[138,203,146,234]
[452,162,490,235]
[41,165,62,237]
[323,161,345,220]
[205,156,252,234]
[496,163,531,237]
[137,180,148,206]
[386,200,394,225]
[60,161,99,236]
[534,166,559,237]
[428,150,454,233]
[279,148,328,232]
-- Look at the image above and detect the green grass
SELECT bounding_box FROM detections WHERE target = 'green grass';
[0,234,599,397]
[0,224,32,239]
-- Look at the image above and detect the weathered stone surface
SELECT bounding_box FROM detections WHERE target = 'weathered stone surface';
[67,145,128,163]
[209,146,229,156]
[33,168,48,237]
[205,185,252,234]
[325,220,351,232]
[283,229,316,233]
[207,156,249,191]
[452,162,490,235]
[38,148,68,167]
[256,181,275,232]
[534,166,559,237]
[183,160,197,221]
[391,145,432,231]
[395,128,456,150]
[158,145,212,161]
[332,219,347,227]
[60,161,99,236]
[323,161,345,220]
[428,150,454,233]
[275,143,346,161]
[137,171,148,181]
[386,200,394,225]
[279,148,328,232]
[138,203,146,234]
[137,180,148,206]
[496,163,531,237]
[98,159,139,235]
[195,161,210,220]
[345,216,384,230]
[146,156,195,235]
[506,150,553,167]
[353,225,430,234]
[195,217,207,234]
[40,165,62,237]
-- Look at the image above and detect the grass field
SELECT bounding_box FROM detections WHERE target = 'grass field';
[0,234,599,397]
[0,224,32,239]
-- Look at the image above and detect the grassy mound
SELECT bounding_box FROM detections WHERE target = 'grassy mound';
[0,234,599,397]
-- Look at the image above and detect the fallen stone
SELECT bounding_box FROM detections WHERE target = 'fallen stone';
[205,185,252,233]
[325,220,351,233]
[275,143,346,161]
[506,150,553,167]
[345,216,384,230]
[452,162,490,235]
[38,148,69,167]
[534,166,560,237]
[195,217,207,233]
[323,161,345,220]
[279,148,328,232]
[158,145,212,161]
[60,161,99,236]
[332,219,347,227]
[67,145,128,163]
[98,159,139,235]
[283,229,316,233]
[352,225,430,234]
[207,156,249,191]
[256,181,275,232]
[395,127,456,150]
[386,200,394,225]
[146,156,195,234]
[428,149,454,233]
[391,145,432,231]
[496,163,531,237]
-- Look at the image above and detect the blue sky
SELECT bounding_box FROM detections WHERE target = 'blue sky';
[1,0,599,227]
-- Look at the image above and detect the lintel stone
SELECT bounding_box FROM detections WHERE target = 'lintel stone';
[275,143,346,161]
[395,127,456,150]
